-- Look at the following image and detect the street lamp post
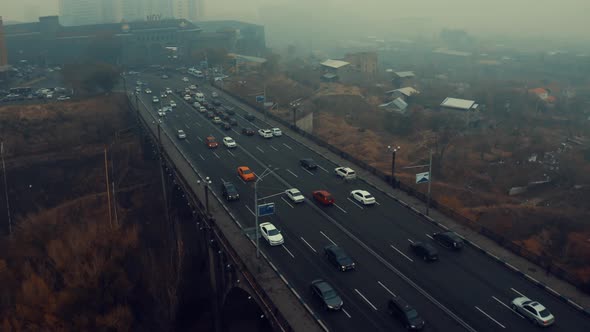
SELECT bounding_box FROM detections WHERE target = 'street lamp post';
[254,167,277,258]
[387,145,400,187]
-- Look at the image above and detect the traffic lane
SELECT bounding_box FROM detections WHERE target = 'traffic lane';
[259,217,393,332]
[284,212,467,332]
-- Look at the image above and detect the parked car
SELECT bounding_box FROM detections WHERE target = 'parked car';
[433,231,464,250]
[237,166,255,182]
[350,190,376,205]
[205,136,218,148]
[312,190,334,206]
[335,166,356,180]
[410,242,438,261]
[511,297,555,327]
[388,296,426,330]
[310,279,343,311]
[221,181,239,201]
[300,158,318,170]
[324,245,355,271]
[285,188,305,203]
[259,222,284,246]
[242,127,255,136]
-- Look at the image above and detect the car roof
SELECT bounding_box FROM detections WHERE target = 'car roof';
[223,136,233,140]
[352,189,370,195]
[287,188,301,193]
[440,231,462,240]
[389,296,412,310]
[314,190,330,195]
[238,166,250,170]
[312,279,332,291]
[260,222,275,230]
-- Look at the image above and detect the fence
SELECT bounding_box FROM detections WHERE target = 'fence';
[216,83,590,295]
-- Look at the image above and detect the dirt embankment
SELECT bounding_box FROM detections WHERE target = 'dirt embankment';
[0,96,210,331]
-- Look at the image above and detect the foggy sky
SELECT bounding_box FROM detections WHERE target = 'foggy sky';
[1,0,589,42]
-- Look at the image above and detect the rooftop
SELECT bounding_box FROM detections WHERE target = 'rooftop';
[394,71,415,78]
[387,87,420,97]
[320,59,350,69]
[440,97,476,110]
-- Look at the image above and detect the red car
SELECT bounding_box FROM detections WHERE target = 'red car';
[312,190,335,206]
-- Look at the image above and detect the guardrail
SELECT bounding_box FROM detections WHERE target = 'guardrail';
[214,84,590,304]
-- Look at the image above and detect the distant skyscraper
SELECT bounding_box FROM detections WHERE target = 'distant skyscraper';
[121,0,144,21]
[172,0,202,21]
[59,0,122,26]
[0,17,8,67]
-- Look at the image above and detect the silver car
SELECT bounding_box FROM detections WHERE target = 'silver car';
[511,297,555,327]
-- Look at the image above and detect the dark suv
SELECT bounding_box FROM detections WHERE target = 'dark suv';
[433,231,464,250]
[300,158,318,170]
[324,245,355,271]
[388,296,425,330]
[410,241,438,261]
[221,182,239,201]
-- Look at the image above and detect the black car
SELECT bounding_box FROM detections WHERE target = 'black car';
[229,118,238,126]
[324,245,355,271]
[300,158,318,170]
[388,296,426,330]
[221,113,231,121]
[206,111,215,119]
[242,127,255,136]
[224,106,236,115]
[221,182,239,201]
[212,99,222,106]
[310,279,343,311]
[205,103,216,111]
[410,241,438,261]
[221,122,231,130]
[244,113,255,121]
[433,231,464,250]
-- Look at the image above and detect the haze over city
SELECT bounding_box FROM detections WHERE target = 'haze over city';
[1,0,590,43]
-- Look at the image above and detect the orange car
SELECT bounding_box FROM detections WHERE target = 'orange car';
[205,136,218,148]
[237,166,256,182]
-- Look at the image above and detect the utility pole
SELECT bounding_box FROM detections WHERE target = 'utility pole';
[263,84,267,121]
[426,149,433,216]
[387,145,400,187]
[1,142,12,236]
[104,146,113,229]
[254,167,276,258]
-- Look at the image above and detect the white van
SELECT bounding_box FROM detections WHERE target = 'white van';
[195,92,205,103]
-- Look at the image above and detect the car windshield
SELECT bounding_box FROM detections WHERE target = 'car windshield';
[291,190,301,195]
[268,229,279,236]
[406,309,419,319]
[539,309,551,317]
[242,169,252,174]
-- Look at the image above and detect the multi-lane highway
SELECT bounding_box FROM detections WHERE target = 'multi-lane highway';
[128,72,590,332]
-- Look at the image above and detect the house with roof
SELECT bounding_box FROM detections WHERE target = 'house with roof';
[440,97,479,111]
[391,70,416,87]
[379,97,408,113]
[320,59,351,81]
[529,87,556,104]
[385,87,420,101]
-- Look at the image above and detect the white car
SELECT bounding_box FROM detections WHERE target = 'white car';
[135,87,141,92]
[511,297,555,327]
[182,77,189,82]
[57,95,70,101]
[199,106,207,113]
[145,88,152,94]
[223,137,237,148]
[335,167,356,180]
[259,222,284,246]
[212,116,222,124]
[170,101,177,108]
[285,188,305,203]
[271,128,282,136]
[189,85,197,90]
[160,93,167,98]
[152,96,159,103]
[177,130,186,139]
[211,91,219,98]
[162,106,172,112]
[350,190,376,205]
[192,102,201,108]
[165,88,172,94]
[258,129,273,138]
[184,94,192,101]
[158,110,166,117]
